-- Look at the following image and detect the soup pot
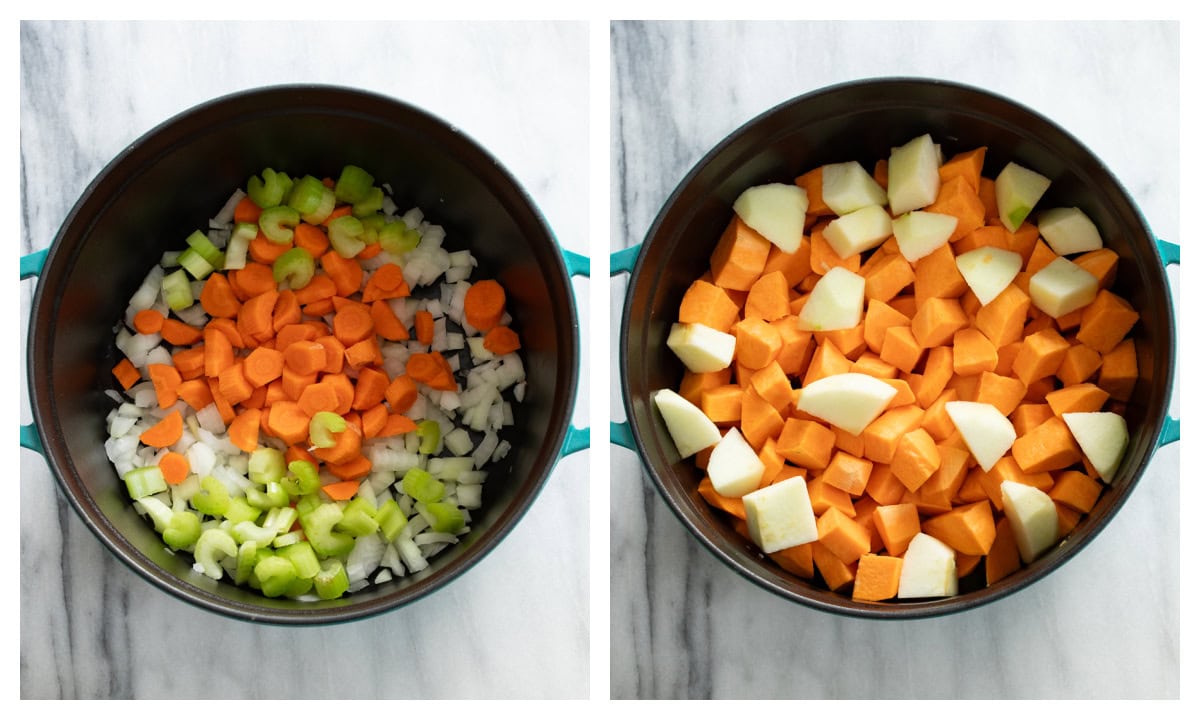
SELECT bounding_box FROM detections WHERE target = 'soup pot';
[22,84,587,624]
[617,77,1178,619]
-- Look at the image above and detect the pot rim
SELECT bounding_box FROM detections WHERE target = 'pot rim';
[26,83,581,625]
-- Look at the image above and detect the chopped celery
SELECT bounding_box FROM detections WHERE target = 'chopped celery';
[344,496,377,517]
[234,540,258,585]
[194,528,238,580]
[374,499,409,542]
[284,460,321,496]
[254,554,298,598]
[184,229,225,269]
[352,186,385,217]
[284,575,314,598]
[417,419,441,454]
[135,495,174,532]
[301,186,336,225]
[333,165,375,204]
[358,212,387,244]
[273,247,315,290]
[426,502,466,534]
[259,205,300,244]
[378,221,420,256]
[327,215,366,258]
[191,475,231,517]
[300,502,355,558]
[295,493,324,518]
[231,520,277,546]
[223,222,257,270]
[177,247,215,280]
[272,530,303,548]
[261,506,299,536]
[309,411,346,449]
[224,496,262,525]
[248,447,287,484]
[401,467,444,504]
[161,268,194,311]
[314,559,350,600]
[247,168,290,209]
[124,466,167,500]
[163,511,202,550]
[286,175,328,216]
[279,541,321,579]
[335,503,379,538]
[245,482,289,509]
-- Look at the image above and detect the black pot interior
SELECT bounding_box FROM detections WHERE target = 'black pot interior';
[29,85,579,623]
[622,78,1174,618]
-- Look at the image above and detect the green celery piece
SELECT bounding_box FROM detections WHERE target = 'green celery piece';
[191,475,231,517]
[378,221,420,256]
[248,447,287,484]
[286,460,321,496]
[327,215,366,258]
[259,205,300,244]
[344,496,377,517]
[245,482,289,509]
[161,268,194,311]
[247,168,288,209]
[234,540,258,585]
[194,528,238,580]
[231,520,277,546]
[124,466,167,500]
[135,496,174,532]
[374,499,409,542]
[286,175,328,216]
[279,541,321,579]
[314,559,350,600]
[223,222,257,270]
[284,575,314,598]
[351,187,385,217]
[273,247,315,290]
[163,511,202,550]
[334,505,379,538]
[254,554,298,598]
[334,165,375,204]
[426,502,465,534]
[301,186,336,225]
[262,506,299,536]
[417,420,441,454]
[184,229,225,269]
[358,213,387,244]
[308,411,346,449]
[401,467,444,504]
[294,493,324,518]
[272,530,303,548]
[299,502,355,558]
[224,496,262,525]
[177,247,215,280]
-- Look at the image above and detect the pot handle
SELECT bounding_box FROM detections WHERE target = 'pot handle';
[609,245,640,451]
[20,250,47,455]
[558,249,591,458]
[1156,238,1180,447]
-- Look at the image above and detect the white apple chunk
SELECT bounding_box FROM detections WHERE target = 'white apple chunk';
[651,388,722,459]
[893,210,958,262]
[733,183,809,253]
[822,204,893,259]
[1063,411,1129,484]
[666,322,736,373]
[796,266,866,332]
[1038,207,1103,256]
[1000,480,1059,563]
[743,475,819,553]
[887,134,941,215]
[796,372,898,436]
[994,161,1051,232]
[708,427,766,498]
[955,245,1023,306]
[1028,256,1100,318]
[945,401,1016,472]
[821,161,888,216]
[897,532,958,599]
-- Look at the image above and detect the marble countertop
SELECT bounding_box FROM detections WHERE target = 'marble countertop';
[609,20,1180,699]
[18,20,590,700]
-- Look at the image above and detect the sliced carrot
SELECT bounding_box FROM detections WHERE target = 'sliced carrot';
[158,451,190,485]
[385,374,419,413]
[311,422,363,465]
[140,410,184,448]
[320,479,362,501]
[379,413,419,437]
[360,404,389,439]
[282,340,327,376]
[263,400,311,446]
[322,204,353,226]
[171,346,206,381]
[160,318,204,346]
[199,273,241,319]
[132,309,165,335]
[332,301,375,346]
[293,222,330,257]
[314,335,346,375]
[227,408,262,453]
[205,377,237,425]
[367,300,408,342]
[272,289,302,333]
[243,346,285,388]
[464,278,507,332]
[296,381,340,418]
[351,367,390,412]
[148,363,182,409]
[327,454,373,482]
[176,378,214,410]
[482,325,521,356]
[281,365,318,402]
[414,310,435,345]
[291,273,338,306]
[344,336,383,370]
[203,324,235,378]
[217,362,254,406]
[249,231,293,265]
[112,358,141,390]
[237,289,280,344]
[361,263,411,303]
[274,322,318,352]
[207,317,246,349]
[233,196,262,224]
[320,250,364,297]
[324,372,355,415]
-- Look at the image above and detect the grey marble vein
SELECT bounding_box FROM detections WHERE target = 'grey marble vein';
[610,19,1179,700]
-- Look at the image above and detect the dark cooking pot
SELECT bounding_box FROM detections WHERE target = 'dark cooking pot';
[617,77,1179,619]
[22,84,587,624]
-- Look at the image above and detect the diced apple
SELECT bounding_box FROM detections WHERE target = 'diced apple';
[897,532,958,598]
[821,160,888,216]
[994,161,1051,232]
[1000,480,1058,563]
[955,245,1023,306]
[822,204,893,259]
[1028,256,1100,318]
[893,210,958,262]
[743,475,819,553]
[733,183,808,253]
[666,322,736,373]
[887,134,941,215]
[1062,411,1129,484]
[796,266,866,332]
[1038,207,1103,255]
[708,427,766,498]
[945,401,1016,472]
[796,372,898,436]
[651,388,722,459]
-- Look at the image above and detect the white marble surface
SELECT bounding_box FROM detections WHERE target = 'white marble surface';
[18,20,590,699]
[609,20,1180,699]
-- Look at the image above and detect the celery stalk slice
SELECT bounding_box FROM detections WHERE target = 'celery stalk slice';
[259,205,300,244]
[334,165,375,204]
[273,247,315,290]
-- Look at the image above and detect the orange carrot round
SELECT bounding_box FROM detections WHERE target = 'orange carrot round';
[482,325,521,355]
[227,408,262,453]
[140,411,183,448]
[464,279,506,332]
[158,451,190,485]
[132,309,165,335]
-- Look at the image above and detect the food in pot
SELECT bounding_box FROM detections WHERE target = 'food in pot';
[105,165,527,599]
[653,136,1138,603]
